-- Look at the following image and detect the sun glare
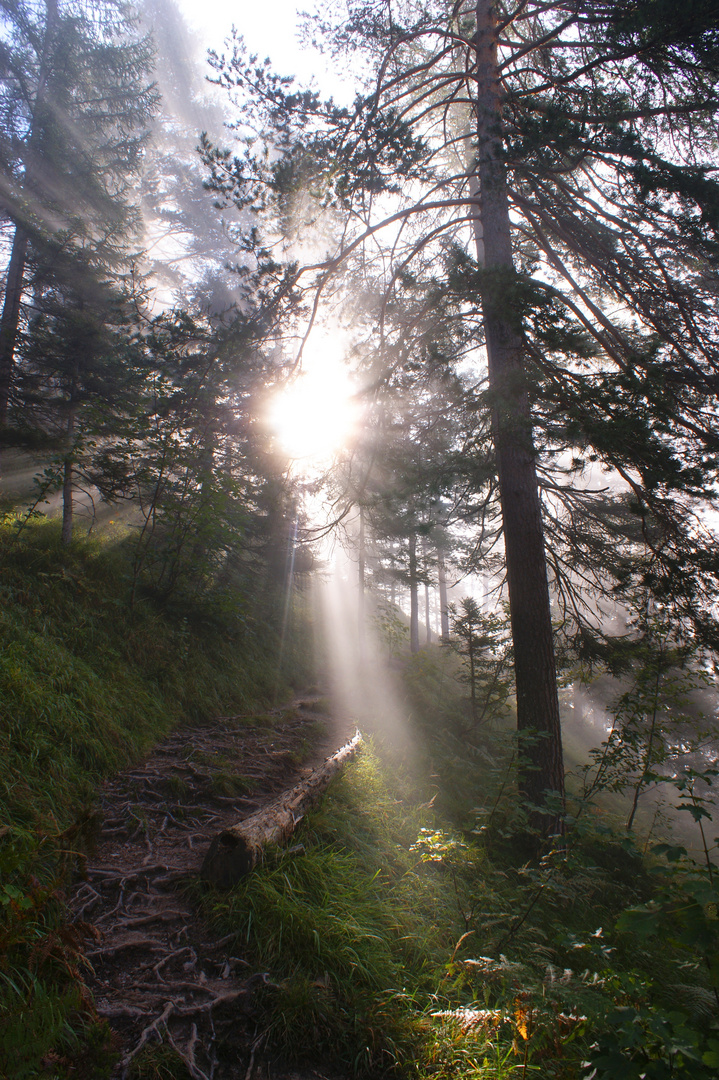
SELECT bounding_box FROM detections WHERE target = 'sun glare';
[268,362,359,463]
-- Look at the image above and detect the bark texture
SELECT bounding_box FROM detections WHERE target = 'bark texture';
[200,731,362,889]
[0,226,28,426]
[473,0,564,815]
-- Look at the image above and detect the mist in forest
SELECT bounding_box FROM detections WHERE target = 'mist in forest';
[312,540,420,768]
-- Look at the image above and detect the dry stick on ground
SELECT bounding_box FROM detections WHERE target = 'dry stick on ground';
[201,731,362,889]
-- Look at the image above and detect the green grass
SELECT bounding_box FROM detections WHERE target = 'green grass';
[200,743,512,1076]
[3,522,718,1079]
[0,521,304,832]
[0,519,313,1079]
[198,707,719,1080]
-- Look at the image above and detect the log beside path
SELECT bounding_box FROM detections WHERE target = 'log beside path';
[200,730,362,889]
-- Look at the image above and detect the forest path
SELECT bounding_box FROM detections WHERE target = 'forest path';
[70,695,357,1080]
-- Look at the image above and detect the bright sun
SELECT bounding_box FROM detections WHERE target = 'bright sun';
[268,362,359,463]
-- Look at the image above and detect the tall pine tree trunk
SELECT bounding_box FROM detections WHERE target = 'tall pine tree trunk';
[358,504,366,661]
[473,0,564,821]
[61,390,77,546]
[409,533,419,654]
[422,536,432,644]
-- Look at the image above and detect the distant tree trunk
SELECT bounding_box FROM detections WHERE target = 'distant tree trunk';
[0,226,28,428]
[437,548,450,640]
[61,381,77,546]
[190,422,216,574]
[468,634,478,724]
[409,533,419,654]
[422,537,432,644]
[61,454,74,544]
[265,485,292,597]
[358,504,365,659]
[474,0,564,821]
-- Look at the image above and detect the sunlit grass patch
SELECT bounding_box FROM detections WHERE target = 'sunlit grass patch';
[201,744,493,1075]
[197,725,702,1080]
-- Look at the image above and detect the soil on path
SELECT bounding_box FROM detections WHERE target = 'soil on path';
[70,696,357,1080]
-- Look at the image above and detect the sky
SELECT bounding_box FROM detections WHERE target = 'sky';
[175,0,346,94]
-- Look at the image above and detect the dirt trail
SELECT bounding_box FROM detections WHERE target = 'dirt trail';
[70,697,357,1080]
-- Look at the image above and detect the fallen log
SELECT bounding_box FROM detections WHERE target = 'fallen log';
[200,730,361,889]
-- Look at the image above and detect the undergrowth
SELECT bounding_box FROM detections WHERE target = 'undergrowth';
[3,531,719,1079]
[200,743,475,1075]
[201,721,719,1079]
[0,520,311,832]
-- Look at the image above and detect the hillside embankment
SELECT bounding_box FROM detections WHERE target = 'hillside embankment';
[2,524,719,1080]
[0,522,315,1078]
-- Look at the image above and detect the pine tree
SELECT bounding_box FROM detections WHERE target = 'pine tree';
[0,0,158,436]
[137,0,246,310]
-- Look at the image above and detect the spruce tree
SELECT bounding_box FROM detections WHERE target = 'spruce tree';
[0,0,158,437]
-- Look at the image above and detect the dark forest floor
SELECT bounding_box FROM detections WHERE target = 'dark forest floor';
[69,696,356,1080]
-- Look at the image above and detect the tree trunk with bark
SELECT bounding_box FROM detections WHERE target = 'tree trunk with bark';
[408,533,419,653]
[422,536,432,644]
[358,504,366,661]
[0,227,29,428]
[61,372,78,546]
[201,731,362,888]
[473,0,564,822]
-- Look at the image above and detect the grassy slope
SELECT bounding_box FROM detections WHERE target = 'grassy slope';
[0,521,310,1079]
[0,522,307,833]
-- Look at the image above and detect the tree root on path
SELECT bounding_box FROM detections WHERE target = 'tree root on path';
[114,976,274,1080]
[120,1000,175,1078]
[87,936,168,959]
